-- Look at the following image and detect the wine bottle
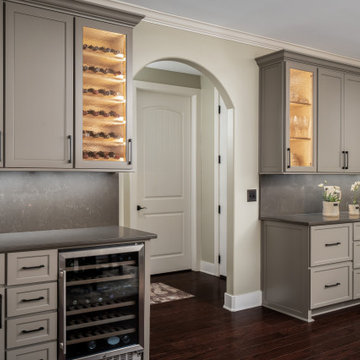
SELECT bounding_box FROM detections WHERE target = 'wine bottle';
[87,340,97,351]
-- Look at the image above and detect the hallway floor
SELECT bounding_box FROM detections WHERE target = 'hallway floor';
[150,271,360,360]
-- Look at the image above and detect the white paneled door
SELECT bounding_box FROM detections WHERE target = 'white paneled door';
[136,88,192,274]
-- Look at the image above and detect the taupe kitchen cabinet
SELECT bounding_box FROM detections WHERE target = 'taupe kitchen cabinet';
[256,52,317,173]
[262,221,355,322]
[318,70,360,172]
[0,2,3,169]
[75,17,133,169]
[5,2,73,168]
[0,254,4,360]
[2,0,142,171]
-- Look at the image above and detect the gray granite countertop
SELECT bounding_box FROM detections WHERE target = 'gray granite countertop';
[0,226,157,253]
[260,212,360,226]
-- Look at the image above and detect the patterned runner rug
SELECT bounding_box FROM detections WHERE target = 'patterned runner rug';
[150,282,194,305]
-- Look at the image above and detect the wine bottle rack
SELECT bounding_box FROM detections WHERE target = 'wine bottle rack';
[81,26,127,164]
[67,324,136,345]
[66,299,136,316]
[67,309,136,331]
[60,245,143,359]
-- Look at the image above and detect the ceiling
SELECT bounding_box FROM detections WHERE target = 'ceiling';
[117,0,360,60]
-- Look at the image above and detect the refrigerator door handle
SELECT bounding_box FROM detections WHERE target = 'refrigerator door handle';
[59,270,67,356]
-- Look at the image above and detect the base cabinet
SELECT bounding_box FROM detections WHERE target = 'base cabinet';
[262,221,359,321]
[7,341,57,360]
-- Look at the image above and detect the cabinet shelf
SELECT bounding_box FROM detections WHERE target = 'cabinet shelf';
[290,137,312,141]
[290,101,312,106]
[83,48,126,62]
[83,138,126,146]
[66,273,135,286]
[67,313,136,331]
[83,94,126,105]
[65,260,135,272]
[66,300,136,316]
[67,326,136,345]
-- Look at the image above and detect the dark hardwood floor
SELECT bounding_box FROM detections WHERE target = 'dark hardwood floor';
[150,271,360,360]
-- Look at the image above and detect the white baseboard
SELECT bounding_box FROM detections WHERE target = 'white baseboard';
[200,260,218,276]
[223,291,262,312]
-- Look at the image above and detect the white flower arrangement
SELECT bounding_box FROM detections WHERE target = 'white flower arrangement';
[318,180,341,202]
[350,181,360,204]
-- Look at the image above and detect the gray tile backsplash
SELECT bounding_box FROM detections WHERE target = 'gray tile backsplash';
[260,174,360,217]
[0,172,119,233]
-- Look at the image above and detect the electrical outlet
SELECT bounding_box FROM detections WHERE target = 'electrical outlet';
[247,189,257,202]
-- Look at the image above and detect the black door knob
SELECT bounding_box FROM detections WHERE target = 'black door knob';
[137,205,147,211]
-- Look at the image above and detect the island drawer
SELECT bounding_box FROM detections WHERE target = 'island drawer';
[7,250,57,285]
[7,282,57,317]
[310,224,352,266]
[0,254,4,285]
[7,312,57,349]
[310,262,352,309]
[7,341,57,360]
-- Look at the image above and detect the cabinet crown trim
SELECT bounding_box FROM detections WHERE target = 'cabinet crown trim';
[7,0,144,26]
[256,50,360,75]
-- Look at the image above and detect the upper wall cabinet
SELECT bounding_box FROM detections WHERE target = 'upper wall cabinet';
[75,18,133,169]
[2,0,143,171]
[257,50,360,174]
[5,3,73,168]
[256,53,317,173]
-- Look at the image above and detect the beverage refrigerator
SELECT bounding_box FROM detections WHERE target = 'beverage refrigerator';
[59,244,145,360]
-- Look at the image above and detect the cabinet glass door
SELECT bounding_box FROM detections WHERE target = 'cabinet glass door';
[59,245,144,360]
[75,18,132,169]
[287,64,316,171]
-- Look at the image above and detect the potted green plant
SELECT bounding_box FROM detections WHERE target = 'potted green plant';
[349,181,360,215]
[318,181,341,217]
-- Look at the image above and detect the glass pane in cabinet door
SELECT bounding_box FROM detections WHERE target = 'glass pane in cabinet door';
[65,252,139,359]
[289,68,313,168]
[82,27,127,162]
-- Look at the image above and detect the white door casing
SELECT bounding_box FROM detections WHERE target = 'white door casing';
[218,94,228,277]
[133,82,199,274]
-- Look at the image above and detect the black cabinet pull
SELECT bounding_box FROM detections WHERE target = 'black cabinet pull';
[128,138,132,165]
[325,242,341,247]
[346,151,349,170]
[342,151,346,169]
[21,296,45,303]
[21,326,44,334]
[325,282,340,289]
[137,205,147,211]
[68,135,72,164]
[287,148,291,169]
[21,265,45,270]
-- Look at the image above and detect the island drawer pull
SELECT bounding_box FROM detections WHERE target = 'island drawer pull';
[325,242,341,247]
[21,265,45,270]
[21,296,45,303]
[21,326,44,334]
[324,282,340,289]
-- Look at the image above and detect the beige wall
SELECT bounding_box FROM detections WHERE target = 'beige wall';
[200,75,215,264]
[135,67,201,88]
[132,21,270,296]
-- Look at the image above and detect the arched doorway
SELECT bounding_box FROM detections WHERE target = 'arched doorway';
[123,58,234,304]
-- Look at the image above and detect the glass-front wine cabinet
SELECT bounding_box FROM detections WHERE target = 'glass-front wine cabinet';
[75,18,133,169]
[287,63,316,171]
[59,245,144,360]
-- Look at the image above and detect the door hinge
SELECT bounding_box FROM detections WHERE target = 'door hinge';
[218,105,221,114]
[218,205,221,214]
[218,155,221,164]
[218,255,221,264]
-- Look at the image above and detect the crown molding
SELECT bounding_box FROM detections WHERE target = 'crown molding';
[84,0,360,68]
